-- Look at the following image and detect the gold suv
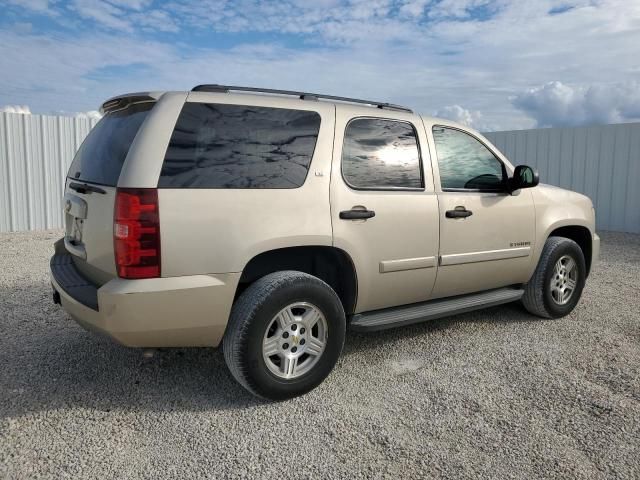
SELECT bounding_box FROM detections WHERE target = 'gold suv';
[50,85,600,399]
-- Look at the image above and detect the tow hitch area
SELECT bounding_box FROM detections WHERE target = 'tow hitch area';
[52,287,61,305]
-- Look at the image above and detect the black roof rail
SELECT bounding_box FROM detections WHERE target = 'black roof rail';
[191,84,413,113]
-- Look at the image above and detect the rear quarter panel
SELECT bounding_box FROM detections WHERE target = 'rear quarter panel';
[119,92,188,188]
[157,94,336,276]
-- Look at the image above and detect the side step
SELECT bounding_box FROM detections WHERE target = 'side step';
[349,287,524,332]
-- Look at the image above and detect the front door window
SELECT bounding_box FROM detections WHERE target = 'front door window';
[432,127,506,191]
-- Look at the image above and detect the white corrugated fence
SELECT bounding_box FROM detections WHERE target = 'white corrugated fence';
[485,123,640,234]
[0,111,638,233]
[0,112,99,232]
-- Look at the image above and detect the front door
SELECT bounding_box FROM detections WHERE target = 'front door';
[427,124,536,298]
[330,109,440,313]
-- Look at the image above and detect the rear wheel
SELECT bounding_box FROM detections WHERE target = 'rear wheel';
[223,271,346,400]
[522,236,586,318]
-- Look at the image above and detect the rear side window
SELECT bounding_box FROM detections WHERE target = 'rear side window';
[342,118,423,190]
[159,103,321,188]
[68,102,153,186]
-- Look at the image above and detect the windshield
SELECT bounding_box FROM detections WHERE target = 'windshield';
[68,101,154,186]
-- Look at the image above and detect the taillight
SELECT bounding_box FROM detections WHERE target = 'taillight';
[114,188,160,279]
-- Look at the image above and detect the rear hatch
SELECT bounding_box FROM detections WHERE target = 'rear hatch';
[63,101,154,285]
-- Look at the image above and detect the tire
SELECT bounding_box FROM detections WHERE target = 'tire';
[522,236,586,319]
[223,271,346,400]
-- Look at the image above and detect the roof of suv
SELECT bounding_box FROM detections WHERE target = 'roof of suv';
[99,86,471,132]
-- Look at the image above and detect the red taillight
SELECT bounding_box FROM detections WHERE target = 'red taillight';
[114,188,160,279]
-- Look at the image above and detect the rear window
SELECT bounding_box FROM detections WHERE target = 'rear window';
[68,102,153,186]
[158,103,321,188]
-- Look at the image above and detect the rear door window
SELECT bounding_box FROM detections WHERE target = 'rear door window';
[342,118,423,190]
[158,103,321,188]
[68,102,153,186]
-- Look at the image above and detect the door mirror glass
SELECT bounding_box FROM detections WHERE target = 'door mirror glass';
[509,165,539,192]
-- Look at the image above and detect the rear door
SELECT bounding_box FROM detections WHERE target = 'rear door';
[63,101,155,284]
[330,107,440,313]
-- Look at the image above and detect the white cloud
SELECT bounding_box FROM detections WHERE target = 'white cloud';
[0,104,103,119]
[72,110,103,120]
[4,0,54,14]
[399,0,430,18]
[2,0,640,130]
[434,104,481,126]
[428,0,501,19]
[433,105,497,131]
[71,0,171,32]
[132,10,179,33]
[69,0,133,31]
[512,81,640,127]
[106,0,153,10]
[0,105,32,114]
[0,30,174,113]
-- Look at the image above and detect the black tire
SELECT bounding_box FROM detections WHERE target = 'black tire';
[522,236,586,319]
[223,271,346,400]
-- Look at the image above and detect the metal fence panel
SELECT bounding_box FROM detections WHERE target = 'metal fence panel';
[485,123,640,234]
[0,112,98,232]
[1,112,639,233]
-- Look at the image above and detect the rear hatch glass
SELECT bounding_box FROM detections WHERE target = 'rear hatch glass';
[64,101,154,284]
[69,102,154,186]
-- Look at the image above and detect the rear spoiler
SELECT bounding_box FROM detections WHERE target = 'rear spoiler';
[100,91,164,114]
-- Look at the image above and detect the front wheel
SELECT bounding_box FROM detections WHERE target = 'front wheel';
[223,271,346,400]
[522,236,586,318]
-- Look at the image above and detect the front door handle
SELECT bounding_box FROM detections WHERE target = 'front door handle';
[340,208,376,220]
[445,207,473,218]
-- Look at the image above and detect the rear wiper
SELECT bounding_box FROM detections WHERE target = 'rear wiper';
[68,182,107,195]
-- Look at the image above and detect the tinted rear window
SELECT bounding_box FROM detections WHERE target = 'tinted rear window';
[342,118,423,189]
[68,102,153,186]
[158,103,321,188]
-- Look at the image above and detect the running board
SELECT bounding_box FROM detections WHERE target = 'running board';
[350,288,524,332]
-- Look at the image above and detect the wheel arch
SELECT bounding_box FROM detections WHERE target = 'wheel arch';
[235,246,358,315]
[546,224,593,276]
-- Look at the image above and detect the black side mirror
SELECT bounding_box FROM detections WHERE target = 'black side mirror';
[509,165,539,192]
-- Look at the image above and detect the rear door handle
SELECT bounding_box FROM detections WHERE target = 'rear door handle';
[445,207,473,218]
[340,209,376,220]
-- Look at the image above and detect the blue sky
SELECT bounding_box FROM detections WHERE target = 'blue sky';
[0,0,639,130]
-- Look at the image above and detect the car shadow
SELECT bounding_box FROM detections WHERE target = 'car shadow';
[0,282,266,419]
[0,282,540,418]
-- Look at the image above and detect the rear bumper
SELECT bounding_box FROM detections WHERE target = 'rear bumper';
[50,249,240,348]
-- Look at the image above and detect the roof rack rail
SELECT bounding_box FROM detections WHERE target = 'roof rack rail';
[191,84,413,113]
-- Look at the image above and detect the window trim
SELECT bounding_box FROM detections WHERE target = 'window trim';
[157,103,322,190]
[432,124,509,194]
[341,116,426,192]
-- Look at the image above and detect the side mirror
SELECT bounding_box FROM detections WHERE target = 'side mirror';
[509,165,539,192]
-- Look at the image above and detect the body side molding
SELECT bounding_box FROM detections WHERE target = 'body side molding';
[440,246,531,266]
[379,256,437,273]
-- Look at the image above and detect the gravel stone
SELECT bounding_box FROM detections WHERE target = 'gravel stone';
[1,230,638,479]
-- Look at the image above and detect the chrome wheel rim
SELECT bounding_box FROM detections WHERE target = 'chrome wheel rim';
[262,302,328,380]
[550,255,578,305]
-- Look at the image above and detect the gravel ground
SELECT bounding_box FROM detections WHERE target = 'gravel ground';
[0,230,638,479]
